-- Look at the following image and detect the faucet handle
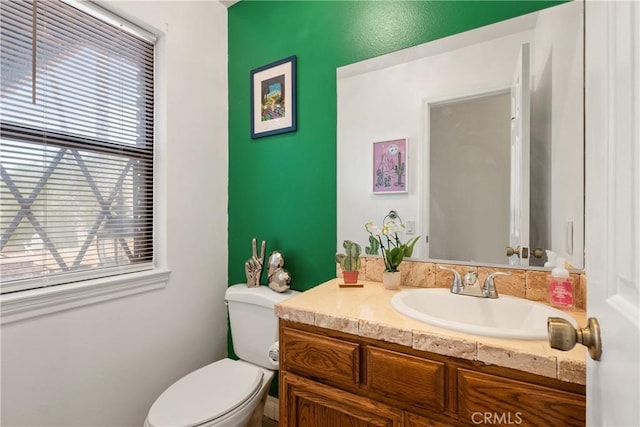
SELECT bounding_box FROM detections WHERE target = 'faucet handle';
[463,271,479,286]
[439,266,463,294]
[483,271,511,298]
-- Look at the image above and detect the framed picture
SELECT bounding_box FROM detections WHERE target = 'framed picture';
[250,55,297,138]
[372,138,408,194]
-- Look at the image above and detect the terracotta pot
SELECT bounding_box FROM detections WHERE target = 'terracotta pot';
[342,270,359,284]
[382,271,402,290]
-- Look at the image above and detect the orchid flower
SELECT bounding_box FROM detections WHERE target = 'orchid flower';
[364,220,420,272]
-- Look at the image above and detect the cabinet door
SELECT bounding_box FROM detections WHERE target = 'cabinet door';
[281,372,403,427]
[404,412,457,427]
[457,369,585,426]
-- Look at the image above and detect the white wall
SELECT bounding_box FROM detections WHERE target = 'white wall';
[0,1,229,426]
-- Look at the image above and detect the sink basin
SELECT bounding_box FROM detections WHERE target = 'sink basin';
[391,288,578,340]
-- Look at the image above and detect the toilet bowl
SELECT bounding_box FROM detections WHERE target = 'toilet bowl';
[144,284,299,427]
[144,359,273,427]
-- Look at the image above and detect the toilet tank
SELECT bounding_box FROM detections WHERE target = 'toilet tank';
[225,284,299,370]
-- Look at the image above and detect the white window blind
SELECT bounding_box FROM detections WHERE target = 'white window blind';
[1,0,155,293]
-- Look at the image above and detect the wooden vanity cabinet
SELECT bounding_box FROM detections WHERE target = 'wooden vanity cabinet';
[279,320,586,427]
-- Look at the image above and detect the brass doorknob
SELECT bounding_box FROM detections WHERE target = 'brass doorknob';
[547,317,602,361]
[532,248,544,258]
[506,246,529,258]
[506,246,520,257]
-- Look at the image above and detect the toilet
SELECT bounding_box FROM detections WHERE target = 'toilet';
[144,284,299,427]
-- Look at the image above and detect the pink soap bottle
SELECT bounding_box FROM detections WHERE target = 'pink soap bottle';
[548,257,574,310]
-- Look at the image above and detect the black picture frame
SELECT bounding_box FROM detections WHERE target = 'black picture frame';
[250,55,297,138]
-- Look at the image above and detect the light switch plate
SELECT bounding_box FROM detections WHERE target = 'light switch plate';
[406,220,416,234]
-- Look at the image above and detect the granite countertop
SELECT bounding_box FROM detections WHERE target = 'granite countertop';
[275,278,586,385]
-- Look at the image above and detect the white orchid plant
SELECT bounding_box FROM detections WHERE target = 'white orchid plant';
[364,220,420,272]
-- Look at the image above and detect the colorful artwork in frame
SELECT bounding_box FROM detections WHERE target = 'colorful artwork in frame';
[373,138,408,194]
[250,55,297,138]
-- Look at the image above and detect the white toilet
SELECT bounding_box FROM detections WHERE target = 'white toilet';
[144,284,299,427]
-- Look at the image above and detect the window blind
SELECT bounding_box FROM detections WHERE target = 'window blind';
[0,0,155,293]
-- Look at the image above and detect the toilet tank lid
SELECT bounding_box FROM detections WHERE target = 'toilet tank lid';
[226,284,299,308]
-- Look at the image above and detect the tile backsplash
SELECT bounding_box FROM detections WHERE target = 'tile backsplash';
[337,256,586,310]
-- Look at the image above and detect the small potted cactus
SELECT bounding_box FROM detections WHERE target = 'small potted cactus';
[336,240,362,283]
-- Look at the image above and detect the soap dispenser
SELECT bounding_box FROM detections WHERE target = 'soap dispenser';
[548,257,574,310]
[544,250,557,268]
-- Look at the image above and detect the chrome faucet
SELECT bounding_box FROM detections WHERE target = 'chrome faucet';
[439,266,510,298]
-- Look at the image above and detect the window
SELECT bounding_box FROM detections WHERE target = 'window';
[1,0,156,294]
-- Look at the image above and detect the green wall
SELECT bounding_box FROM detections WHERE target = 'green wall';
[227,1,560,292]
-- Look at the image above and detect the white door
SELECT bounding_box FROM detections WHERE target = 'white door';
[509,43,531,266]
[585,1,640,425]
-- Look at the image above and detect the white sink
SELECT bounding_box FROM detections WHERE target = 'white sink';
[391,288,578,340]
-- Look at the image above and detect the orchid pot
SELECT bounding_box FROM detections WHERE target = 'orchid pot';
[382,271,402,290]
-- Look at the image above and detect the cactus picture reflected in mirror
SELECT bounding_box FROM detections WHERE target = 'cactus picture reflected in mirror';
[372,139,407,194]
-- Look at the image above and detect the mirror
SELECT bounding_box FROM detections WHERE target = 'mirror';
[337,1,584,270]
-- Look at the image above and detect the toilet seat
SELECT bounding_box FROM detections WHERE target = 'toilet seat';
[146,358,264,427]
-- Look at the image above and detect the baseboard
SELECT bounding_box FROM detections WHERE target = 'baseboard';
[264,395,279,421]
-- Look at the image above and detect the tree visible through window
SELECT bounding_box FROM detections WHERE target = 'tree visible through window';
[0,0,155,293]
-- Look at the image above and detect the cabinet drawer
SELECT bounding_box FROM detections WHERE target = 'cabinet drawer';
[281,327,360,386]
[364,346,445,411]
[281,372,403,427]
[457,369,585,426]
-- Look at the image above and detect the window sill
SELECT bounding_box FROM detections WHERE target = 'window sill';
[0,268,171,325]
